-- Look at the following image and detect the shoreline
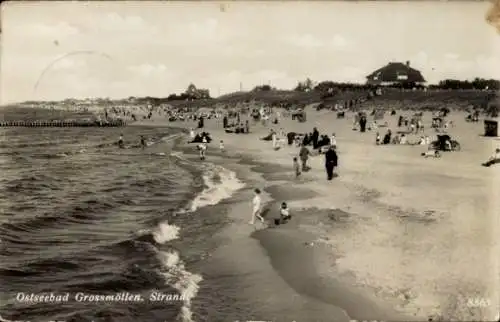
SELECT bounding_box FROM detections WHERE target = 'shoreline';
[139,107,498,321]
[171,135,413,321]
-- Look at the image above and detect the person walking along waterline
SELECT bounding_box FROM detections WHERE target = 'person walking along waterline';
[324,145,338,180]
[250,188,265,225]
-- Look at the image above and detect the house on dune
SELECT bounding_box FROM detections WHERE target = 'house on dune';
[366,61,426,86]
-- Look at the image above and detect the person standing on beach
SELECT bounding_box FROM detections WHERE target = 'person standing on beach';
[293,157,301,177]
[245,120,250,133]
[324,145,338,180]
[272,130,278,150]
[330,133,337,149]
[312,127,319,149]
[250,188,265,225]
[198,142,207,160]
[299,145,310,171]
[140,135,146,150]
[219,140,225,153]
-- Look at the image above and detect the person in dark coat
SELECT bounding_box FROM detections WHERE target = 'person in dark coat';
[312,127,319,149]
[383,129,392,145]
[198,117,204,129]
[287,132,296,145]
[324,145,338,180]
[302,133,309,146]
[359,116,367,132]
[223,115,228,128]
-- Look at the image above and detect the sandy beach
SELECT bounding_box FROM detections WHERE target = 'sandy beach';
[136,106,500,321]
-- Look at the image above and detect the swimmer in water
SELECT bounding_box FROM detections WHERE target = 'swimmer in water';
[140,135,146,150]
[118,134,124,149]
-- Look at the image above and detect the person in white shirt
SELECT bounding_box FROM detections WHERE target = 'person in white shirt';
[330,133,337,149]
[219,140,225,152]
[189,128,195,141]
[494,148,500,160]
[275,202,291,225]
[262,114,269,126]
[400,134,407,145]
[198,143,207,160]
[250,188,265,225]
[271,131,278,150]
[280,202,291,220]
[488,148,500,161]
[483,148,500,167]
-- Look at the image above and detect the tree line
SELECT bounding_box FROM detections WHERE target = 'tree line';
[293,78,500,92]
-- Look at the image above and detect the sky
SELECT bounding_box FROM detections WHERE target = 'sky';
[1,1,499,103]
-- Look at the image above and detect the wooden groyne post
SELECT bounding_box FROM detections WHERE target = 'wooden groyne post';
[0,120,127,127]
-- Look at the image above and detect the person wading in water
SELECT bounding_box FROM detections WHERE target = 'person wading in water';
[324,145,338,180]
[118,134,125,149]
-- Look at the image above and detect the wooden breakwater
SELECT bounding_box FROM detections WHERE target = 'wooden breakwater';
[0,120,127,127]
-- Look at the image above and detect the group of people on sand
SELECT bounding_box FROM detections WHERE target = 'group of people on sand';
[264,125,339,181]
[223,115,251,134]
[117,134,148,150]
[375,130,432,146]
[260,128,287,150]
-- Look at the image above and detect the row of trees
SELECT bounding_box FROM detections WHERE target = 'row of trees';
[252,84,278,92]
[428,78,500,90]
[293,78,500,92]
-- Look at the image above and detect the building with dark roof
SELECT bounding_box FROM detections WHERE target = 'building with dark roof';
[185,83,210,99]
[366,61,426,86]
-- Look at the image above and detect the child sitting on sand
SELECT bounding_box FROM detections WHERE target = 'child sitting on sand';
[274,202,292,226]
[293,157,301,177]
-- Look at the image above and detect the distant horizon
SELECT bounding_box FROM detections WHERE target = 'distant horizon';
[2,1,499,104]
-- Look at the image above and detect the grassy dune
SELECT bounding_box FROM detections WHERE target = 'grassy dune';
[173,88,494,110]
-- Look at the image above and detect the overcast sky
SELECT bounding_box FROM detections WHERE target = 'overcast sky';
[1,1,499,103]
